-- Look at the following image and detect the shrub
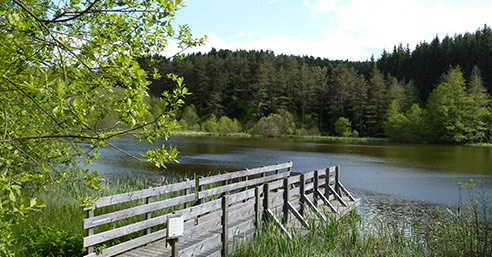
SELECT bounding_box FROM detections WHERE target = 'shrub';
[251,110,295,137]
[180,105,199,128]
[334,117,353,137]
[217,116,242,135]
[20,224,84,257]
[201,114,218,133]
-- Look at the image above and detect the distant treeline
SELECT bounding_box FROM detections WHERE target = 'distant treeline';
[140,25,492,143]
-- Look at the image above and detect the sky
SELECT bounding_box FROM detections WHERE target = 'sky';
[167,0,492,61]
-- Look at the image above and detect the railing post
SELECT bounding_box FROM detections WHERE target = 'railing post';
[255,186,261,227]
[275,163,279,175]
[335,166,341,196]
[222,195,229,257]
[197,176,204,205]
[86,209,94,254]
[146,194,152,235]
[263,183,270,220]
[283,178,289,223]
[300,174,305,217]
[184,187,190,208]
[314,170,319,206]
[325,168,330,200]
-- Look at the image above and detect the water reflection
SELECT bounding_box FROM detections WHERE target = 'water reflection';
[84,135,492,215]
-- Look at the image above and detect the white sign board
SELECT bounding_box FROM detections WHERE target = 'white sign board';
[167,215,184,239]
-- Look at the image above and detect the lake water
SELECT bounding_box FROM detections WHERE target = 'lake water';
[87,136,492,219]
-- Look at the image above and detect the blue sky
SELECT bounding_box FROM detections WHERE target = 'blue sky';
[168,0,492,61]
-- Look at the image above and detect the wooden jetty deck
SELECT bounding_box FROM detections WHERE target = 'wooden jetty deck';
[83,162,359,257]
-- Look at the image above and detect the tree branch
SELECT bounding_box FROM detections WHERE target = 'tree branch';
[38,0,101,24]
[106,141,147,162]
[0,96,7,140]
[1,75,66,129]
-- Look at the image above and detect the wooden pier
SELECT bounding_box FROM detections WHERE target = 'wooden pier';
[83,162,359,257]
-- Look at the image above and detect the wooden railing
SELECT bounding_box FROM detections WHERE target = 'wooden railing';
[83,162,358,257]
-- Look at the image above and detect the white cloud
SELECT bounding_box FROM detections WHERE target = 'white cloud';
[304,0,336,12]
[168,0,492,61]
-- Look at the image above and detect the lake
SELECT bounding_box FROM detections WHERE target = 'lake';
[87,135,492,219]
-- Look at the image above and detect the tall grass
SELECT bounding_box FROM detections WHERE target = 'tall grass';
[232,182,491,257]
[11,176,186,257]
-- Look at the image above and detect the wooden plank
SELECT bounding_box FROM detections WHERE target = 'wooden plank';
[266,209,292,240]
[283,178,289,223]
[255,186,261,226]
[288,174,301,185]
[287,202,310,229]
[304,171,314,180]
[303,195,326,222]
[198,172,289,199]
[316,189,338,214]
[339,183,356,201]
[300,174,305,217]
[89,180,195,209]
[183,215,221,241]
[179,233,221,257]
[328,185,347,207]
[84,194,195,229]
[84,229,167,257]
[86,210,94,254]
[228,218,254,239]
[228,199,254,222]
[83,213,168,248]
[222,196,229,257]
[181,198,221,220]
[199,162,292,185]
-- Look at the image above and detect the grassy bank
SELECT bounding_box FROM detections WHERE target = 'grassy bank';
[174,129,390,143]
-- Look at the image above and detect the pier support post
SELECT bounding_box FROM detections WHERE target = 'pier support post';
[222,195,229,257]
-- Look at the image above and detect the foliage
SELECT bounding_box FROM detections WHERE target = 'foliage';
[201,114,218,133]
[250,110,295,137]
[334,117,354,137]
[233,181,491,257]
[217,116,242,135]
[0,0,203,254]
[426,67,470,143]
[19,224,84,257]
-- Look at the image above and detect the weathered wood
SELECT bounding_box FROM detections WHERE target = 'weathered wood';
[199,162,292,186]
[303,195,326,222]
[283,178,289,223]
[88,180,195,209]
[83,214,169,248]
[255,186,261,226]
[300,174,305,217]
[183,215,221,241]
[199,172,289,200]
[84,194,195,229]
[316,189,338,214]
[145,196,152,235]
[335,165,341,195]
[222,196,229,257]
[84,230,167,257]
[86,210,94,254]
[287,202,309,229]
[263,183,269,220]
[338,182,356,201]
[328,184,347,207]
[314,170,319,207]
[324,168,330,200]
[266,209,292,240]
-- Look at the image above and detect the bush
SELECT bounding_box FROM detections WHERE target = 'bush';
[201,114,218,133]
[251,110,295,137]
[20,224,84,257]
[334,117,354,137]
[180,105,199,128]
[217,116,242,135]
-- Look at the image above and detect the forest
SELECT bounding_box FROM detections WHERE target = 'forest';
[140,25,492,144]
